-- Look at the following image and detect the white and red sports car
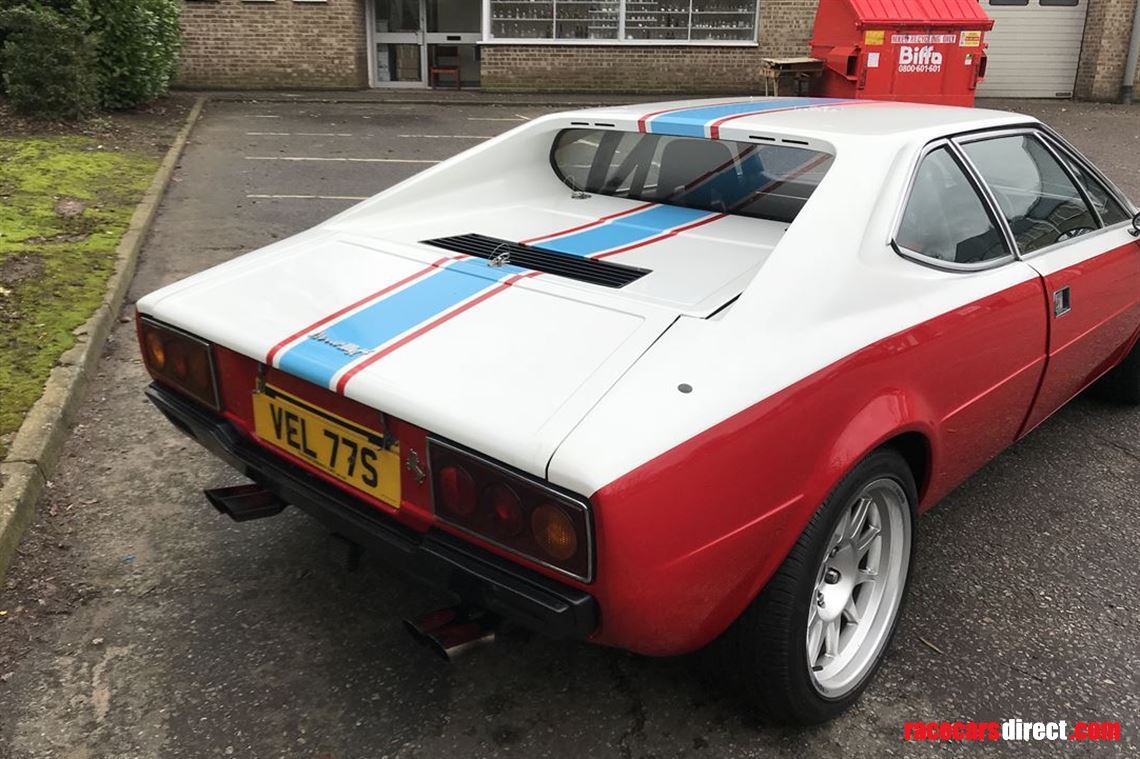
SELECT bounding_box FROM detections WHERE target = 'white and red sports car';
[136,97,1140,723]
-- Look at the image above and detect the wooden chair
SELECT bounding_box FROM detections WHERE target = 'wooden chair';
[430,46,461,90]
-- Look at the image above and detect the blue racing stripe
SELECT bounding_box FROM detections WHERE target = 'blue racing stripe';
[277,257,524,389]
[537,205,712,256]
[645,98,851,138]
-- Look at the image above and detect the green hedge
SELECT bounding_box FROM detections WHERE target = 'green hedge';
[0,5,98,120]
[92,0,181,110]
[0,0,181,119]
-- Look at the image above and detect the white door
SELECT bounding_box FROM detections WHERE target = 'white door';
[978,0,1089,98]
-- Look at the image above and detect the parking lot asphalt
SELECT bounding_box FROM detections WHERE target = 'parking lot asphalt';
[0,98,1138,758]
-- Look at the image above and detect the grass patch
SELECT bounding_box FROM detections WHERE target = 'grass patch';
[0,137,159,458]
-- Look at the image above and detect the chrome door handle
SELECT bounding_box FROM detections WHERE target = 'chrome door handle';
[1053,286,1072,318]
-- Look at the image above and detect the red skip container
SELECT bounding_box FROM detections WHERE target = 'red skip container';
[811,0,995,107]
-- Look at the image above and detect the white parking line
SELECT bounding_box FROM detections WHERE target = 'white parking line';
[397,134,493,140]
[247,132,355,137]
[247,194,368,201]
[467,117,525,122]
[251,115,282,119]
[245,156,438,164]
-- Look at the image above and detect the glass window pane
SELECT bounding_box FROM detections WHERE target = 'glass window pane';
[896,148,1009,265]
[1050,145,1130,226]
[376,0,420,32]
[556,1,619,40]
[490,1,554,39]
[625,1,693,41]
[963,135,1099,255]
[376,43,422,82]
[688,0,757,42]
[428,0,481,32]
[551,129,832,223]
[490,1,757,42]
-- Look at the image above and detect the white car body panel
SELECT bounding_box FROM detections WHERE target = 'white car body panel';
[139,97,1089,491]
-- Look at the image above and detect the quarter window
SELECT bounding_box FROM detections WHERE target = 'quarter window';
[1049,144,1130,226]
[895,147,1009,266]
[961,135,1098,255]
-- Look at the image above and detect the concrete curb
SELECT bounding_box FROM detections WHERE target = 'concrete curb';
[0,97,207,583]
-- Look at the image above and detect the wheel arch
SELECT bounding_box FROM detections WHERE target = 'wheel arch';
[816,389,939,512]
[879,430,932,506]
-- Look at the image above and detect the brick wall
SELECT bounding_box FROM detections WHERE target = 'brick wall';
[481,46,766,94]
[177,0,368,89]
[1076,0,1140,101]
[758,0,820,59]
[481,0,822,94]
[172,0,1140,101]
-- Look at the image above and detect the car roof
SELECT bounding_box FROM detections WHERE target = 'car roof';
[555,97,1034,144]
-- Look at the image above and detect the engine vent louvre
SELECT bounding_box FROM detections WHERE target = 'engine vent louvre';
[422,233,650,289]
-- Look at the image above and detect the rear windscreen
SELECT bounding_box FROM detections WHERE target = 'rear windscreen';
[551,129,834,223]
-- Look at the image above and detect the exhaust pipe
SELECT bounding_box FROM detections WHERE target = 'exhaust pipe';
[404,606,497,661]
[204,484,287,522]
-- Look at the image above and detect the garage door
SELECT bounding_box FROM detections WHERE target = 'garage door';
[978,0,1089,98]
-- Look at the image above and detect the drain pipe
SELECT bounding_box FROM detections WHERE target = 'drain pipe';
[1123,0,1140,104]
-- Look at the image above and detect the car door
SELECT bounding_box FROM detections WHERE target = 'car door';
[891,142,1050,485]
[957,129,1140,434]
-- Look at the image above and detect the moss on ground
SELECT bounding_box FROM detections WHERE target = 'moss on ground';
[0,137,159,458]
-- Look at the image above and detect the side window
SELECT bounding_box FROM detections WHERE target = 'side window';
[896,147,1009,266]
[961,135,1098,255]
[1050,144,1131,226]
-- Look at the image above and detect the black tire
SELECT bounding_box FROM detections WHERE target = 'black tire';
[1096,339,1140,406]
[723,448,917,725]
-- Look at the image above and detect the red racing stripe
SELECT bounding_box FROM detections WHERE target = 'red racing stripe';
[707,100,871,140]
[335,210,725,390]
[636,99,756,134]
[264,255,458,366]
[592,212,727,260]
[520,202,655,245]
[334,271,542,394]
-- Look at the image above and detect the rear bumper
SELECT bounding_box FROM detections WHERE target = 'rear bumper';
[145,382,599,640]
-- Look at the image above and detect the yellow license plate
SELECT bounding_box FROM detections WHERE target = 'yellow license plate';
[252,385,401,508]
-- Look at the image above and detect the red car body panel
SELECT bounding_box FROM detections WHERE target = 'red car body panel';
[1022,242,1140,434]
[587,278,1050,654]
[199,250,1140,655]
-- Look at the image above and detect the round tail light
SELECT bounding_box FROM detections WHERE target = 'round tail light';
[437,465,476,517]
[531,504,578,561]
[484,484,524,537]
[144,331,166,371]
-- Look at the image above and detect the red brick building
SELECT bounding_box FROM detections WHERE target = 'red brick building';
[177,0,1140,101]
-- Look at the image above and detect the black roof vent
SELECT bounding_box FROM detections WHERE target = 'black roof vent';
[422,233,650,289]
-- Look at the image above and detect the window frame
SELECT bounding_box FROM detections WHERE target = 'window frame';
[890,138,1018,273]
[953,127,1121,260]
[891,125,1137,273]
[1037,128,1137,227]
